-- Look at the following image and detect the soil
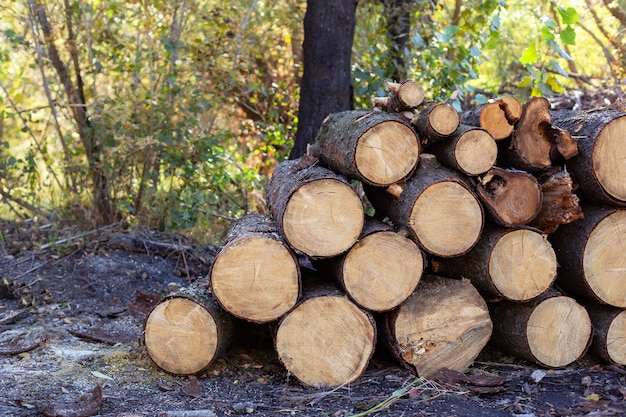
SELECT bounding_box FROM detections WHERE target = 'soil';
[0,221,625,417]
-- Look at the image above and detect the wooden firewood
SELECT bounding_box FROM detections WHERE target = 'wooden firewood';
[428,125,497,176]
[274,283,376,388]
[312,109,420,186]
[209,214,300,323]
[380,274,492,379]
[529,168,584,233]
[476,167,543,227]
[314,217,424,312]
[549,204,626,308]
[585,303,626,366]
[365,154,484,257]
[488,290,592,368]
[265,156,365,258]
[411,102,460,143]
[431,223,557,302]
[551,108,626,206]
[144,283,234,375]
[499,97,578,172]
[372,80,425,112]
[462,95,521,140]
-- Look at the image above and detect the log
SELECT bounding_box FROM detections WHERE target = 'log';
[549,205,626,308]
[265,157,365,258]
[552,108,626,206]
[461,95,521,140]
[209,214,300,323]
[365,154,484,257]
[585,303,626,366]
[488,291,592,368]
[144,283,234,375]
[314,217,424,312]
[476,167,543,227]
[529,168,584,233]
[431,224,557,302]
[499,97,578,172]
[372,80,425,112]
[411,102,460,143]
[428,125,497,176]
[380,274,492,379]
[313,109,420,186]
[274,283,376,388]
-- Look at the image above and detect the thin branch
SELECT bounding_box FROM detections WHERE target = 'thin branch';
[0,188,51,220]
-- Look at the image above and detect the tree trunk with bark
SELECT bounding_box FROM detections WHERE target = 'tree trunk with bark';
[372,80,425,112]
[585,303,626,366]
[412,102,460,143]
[461,96,522,140]
[428,125,497,176]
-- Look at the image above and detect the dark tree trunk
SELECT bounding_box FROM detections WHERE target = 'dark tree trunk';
[384,0,412,82]
[290,0,357,159]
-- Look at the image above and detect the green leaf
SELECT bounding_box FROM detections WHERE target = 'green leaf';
[558,7,580,25]
[520,43,538,65]
[560,26,576,45]
[541,25,555,41]
[548,60,569,77]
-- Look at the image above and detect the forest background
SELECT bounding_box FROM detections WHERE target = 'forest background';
[0,0,624,243]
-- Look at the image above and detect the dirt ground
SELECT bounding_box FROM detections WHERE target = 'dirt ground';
[1,221,625,417]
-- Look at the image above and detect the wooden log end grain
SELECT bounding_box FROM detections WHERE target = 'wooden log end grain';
[530,168,584,234]
[382,275,492,379]
[384,80,425,110]
[430,125,497,176]
[462,96,520,140]
[413,103,460,143]
[490,293,592,368]
[275,288,376,388]
[210,214,300,323]
[144,286,233,375]
[585,304,626,366]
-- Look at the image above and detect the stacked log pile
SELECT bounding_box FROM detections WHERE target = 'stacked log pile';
[144,81,626,387]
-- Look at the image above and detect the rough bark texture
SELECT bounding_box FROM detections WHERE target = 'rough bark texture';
[380,274,492,379]
[549,204,626,308]
[209,214,301,323]
[365,154,484,257]
[290,0,357,159]
[551,108,626,206]
[265,157,365,258]
[144,282,234,375]
[431,224,557,302]
[412,103,460,143]
[313,109,420,186]
[584,303,626,365]
[428,125,497,176]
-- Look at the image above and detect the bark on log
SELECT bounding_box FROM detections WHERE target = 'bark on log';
[312,109,420,186]
[372,80,425,112]
[266,157,365,258]
[431,224,557,302]
[412,103,460,143]
[428,125,497,176]
[365,154,484,257]
[314,217,424,312]
[380,274,492,379]
[462,96,521,140]
[274,283,376,388]
[549,205,626,308]
[529,168,584,233]
[476,167,543,227]
[584,303,626,365]
[488,291,592,368]
[209,214,300,323]
[551,108,626,206]
[144,283,234,375]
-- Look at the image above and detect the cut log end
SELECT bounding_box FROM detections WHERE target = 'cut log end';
[604,310,626,365]
[428,103,460,136]
[477,101,515,140]
[592,114,626,202]
[454,128,497,175]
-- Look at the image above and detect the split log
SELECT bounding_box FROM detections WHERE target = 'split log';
[265,157,365,258]
[372,80,425,112]
[488,291,592,368]
[431,224,557,302]
[144,283,234,375]
[462,95,521,140]
[549,205,626,308]
[585,303,626,366]
[529,168,584,233]
[411,102,460,143]
[274,283,376,388]
[314,218,424,312]
[428,125,497,176]
[499,97,578,172]
[380,274,492,379]
[552,108,626,206]
[365,154,484,257]
[209,214,300,323]
[313,109,420,186]
[476,167,543,227]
